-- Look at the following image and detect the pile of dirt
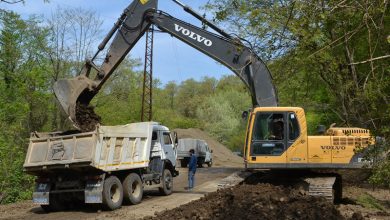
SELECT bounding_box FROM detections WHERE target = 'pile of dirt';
[174,128,243,167]
[145,183,345,220]
[75,102,101,132]
[338,170,372,187]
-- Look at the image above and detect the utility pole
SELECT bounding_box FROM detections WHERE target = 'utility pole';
[141,25,154,122]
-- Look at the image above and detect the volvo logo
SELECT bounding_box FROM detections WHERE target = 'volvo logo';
[321,145,346,150]
[174,24,213,47]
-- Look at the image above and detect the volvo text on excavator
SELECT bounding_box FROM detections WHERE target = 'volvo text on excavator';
[53,0,374,202]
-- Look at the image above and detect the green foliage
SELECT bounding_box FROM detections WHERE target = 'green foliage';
[196,78,251,151]
[206,0,390,187]
[368,139,390,188]
[0,11,51,203]
[94,59,143,125]
[356,193,385,211]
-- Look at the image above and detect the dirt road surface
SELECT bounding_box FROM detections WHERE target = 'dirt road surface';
[0,167,242,220]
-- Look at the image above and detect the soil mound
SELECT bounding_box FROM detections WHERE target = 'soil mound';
[75,103,101,132]
[146,183,345,220]
[174,128,243,167]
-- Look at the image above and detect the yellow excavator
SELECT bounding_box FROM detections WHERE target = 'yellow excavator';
[243,107,373,201]
[53,0,374,202]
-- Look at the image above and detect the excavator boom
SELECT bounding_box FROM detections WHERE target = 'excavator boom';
[53,0,277,125]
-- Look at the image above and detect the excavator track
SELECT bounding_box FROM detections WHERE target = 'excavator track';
[304,177,336,201]
[248,170,343,203]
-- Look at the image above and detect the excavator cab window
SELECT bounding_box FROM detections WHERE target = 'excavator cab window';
[251,112,286,156]
[288,113,300,140]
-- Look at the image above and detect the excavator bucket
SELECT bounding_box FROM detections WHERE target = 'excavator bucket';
[53,75,96,123]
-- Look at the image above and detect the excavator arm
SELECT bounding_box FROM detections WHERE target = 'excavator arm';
[53,0,278,125]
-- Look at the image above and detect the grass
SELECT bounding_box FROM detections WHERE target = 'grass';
[356,193,385,211]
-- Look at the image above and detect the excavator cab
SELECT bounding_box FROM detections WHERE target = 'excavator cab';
[244,107,374,169]
[245,107,302,165]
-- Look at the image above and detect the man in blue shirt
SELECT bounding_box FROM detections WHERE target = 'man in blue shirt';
[188,149,197,191]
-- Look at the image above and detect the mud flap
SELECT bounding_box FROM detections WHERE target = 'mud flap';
[85,177,104,204]
[33,182,51,205]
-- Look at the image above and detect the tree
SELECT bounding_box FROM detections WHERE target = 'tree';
[176,79,201,117]
[0,11,51,203]
[164,81,178,110]
[206,0,390,185]
[0,0,49,4]
[94,58,144,125]
[46,6,103,130]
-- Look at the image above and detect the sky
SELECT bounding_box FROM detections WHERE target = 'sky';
[1,0,232,85]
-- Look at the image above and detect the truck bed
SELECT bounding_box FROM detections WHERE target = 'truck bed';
[24,122,154,174]
[177,138,207,158]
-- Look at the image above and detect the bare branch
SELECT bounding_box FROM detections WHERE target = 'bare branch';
[0,0,24,4]
[330,0,348,12]
[348,54,390,65]
[308,24,364,58]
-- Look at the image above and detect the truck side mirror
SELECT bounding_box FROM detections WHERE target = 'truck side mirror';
[172,131,178,145]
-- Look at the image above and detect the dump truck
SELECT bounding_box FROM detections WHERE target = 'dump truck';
[177,138,213,167]
[23,122,178,211]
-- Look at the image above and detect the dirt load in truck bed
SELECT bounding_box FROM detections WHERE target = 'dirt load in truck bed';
[75,103,101,132]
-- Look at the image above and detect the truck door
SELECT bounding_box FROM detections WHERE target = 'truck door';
[162,131,176,167]
[204,143,211,163]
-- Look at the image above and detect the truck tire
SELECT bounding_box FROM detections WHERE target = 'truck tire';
[102,175,123,210]
[159,169,173,196]
[41,204,52,212]
[180,160,187,168]
[123,173,143,205]
[207,160,213,167]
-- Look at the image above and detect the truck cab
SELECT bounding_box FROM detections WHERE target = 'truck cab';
[150,124,178,174]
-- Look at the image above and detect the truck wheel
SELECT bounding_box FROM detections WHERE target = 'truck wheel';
[207,160,213,167]
[41,204,52,212]
[180,160,187,167]
[102,176,123,210]
[159,169,173,196]
[123,173,143,205]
